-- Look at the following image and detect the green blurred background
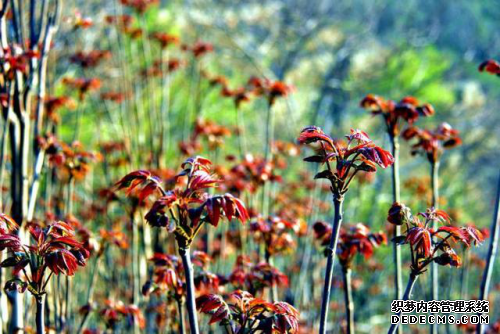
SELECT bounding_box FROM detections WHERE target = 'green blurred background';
[54,1,500,331]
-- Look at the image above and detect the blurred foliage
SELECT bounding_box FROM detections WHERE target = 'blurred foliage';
[65,0,500,224]
[43,0,500,331]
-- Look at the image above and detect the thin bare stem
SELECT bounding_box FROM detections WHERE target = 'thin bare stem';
[178,247,200,334]
[235,105,248,160]
[390,135,403,322]
[477,171,500,334]
[342,267,355,334]
[76,254,101,334]
[319,196,344,334]
[36,295,45,334]
[177,299,186,334]
[131,209,140,306]
[430,161,439,334]
[387,274,419,334]
[261,102,275,216]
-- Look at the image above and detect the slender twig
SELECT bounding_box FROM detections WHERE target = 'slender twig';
[178,247,200,334]
[342,267,355,334]
[0,93,11,211]
[265,250,278,302]
[130,209,140,306]
[158,47,171,168]
[176,299,186,334]
[319,196,344,334]
[76,254,102,334]
[41,271,53,293]
[343,169,360,191]
[236,105,248,159]
[35,295,45,334]
[263,102,274,163]
[476,171,500,334]
[430,161,439,334]
[27,149,45,221]
[389,135,403,317]
[138,14,157,167]
[293,180,321,305]
[261,102,275,216]
[387,274,419,334]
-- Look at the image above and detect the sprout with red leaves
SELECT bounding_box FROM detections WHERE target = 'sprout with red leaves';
[0,213,18,234]
[298,127,393,196]
[401,121,462,311]
[37,137,96,185]
[142,250,219,332]
[117,157,248,248]
[228,258,289,296]
[99,299,146,330]
[0,234,22,252]
[70,50,111,69]
[116,156,248,334]
[221,85,252,108]
[143,253,185,299]
[144,250,218,298]
[196,290,299,333]
[387,205,482,273]
[0,46,40,79]
[247,77,292,106]
[193,118,233,151]
[1,220,89,279]
[222,154,283,196]
[361,94,435,306]
[115,170,165,202]
[314,222,386,269]
[387,205,484,334]
[178,118,233,156]
[387,202,413,226]
[360,94,434,137]
[55,141,98,182]
[120,0,159,13]
[105,14,134,28]
[98,229,129,254]
[44,96,76,125]
[204,194,249,227]
[298,125,393,334]
[181,41,214,58]
[402,122,462,164]
[0,217,89,334]
[150,32,179,49]
[479,59,500,76]
[71,11,93,29]
[313,222,385,333]
[62,77,101,101]
[250,216,297,259]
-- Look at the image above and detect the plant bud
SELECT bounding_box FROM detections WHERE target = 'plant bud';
[387,202,412,225]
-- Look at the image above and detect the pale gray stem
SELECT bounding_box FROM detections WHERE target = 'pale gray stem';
[388,274,419,334]
[319,197,344,334]
[476,171,500,334]
[179,247,200,334]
